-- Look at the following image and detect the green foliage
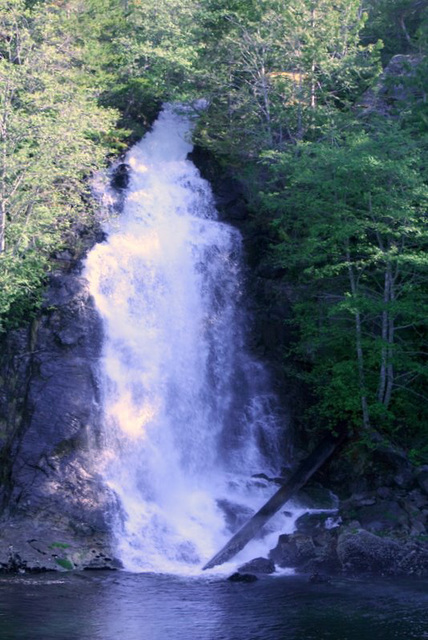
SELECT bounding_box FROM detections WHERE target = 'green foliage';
[0,0,214,332]
[0,0,122,331]
[0,0,426,464]
[189,2,427,457]
[362,0,428,60]
[195,0,381,155]
[74,0,203,132]
[54,557,74,570]
[259,123,428,443]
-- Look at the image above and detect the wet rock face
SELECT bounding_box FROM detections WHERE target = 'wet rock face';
[0,270,118,569]
[0,523,121,573]
[358,54,423,116]
[238,557,275,574]
[187,147,249,223]
[110,163,131,191]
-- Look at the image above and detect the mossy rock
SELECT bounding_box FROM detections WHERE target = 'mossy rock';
[54,557,74,571]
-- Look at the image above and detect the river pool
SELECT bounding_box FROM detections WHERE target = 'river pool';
[0,571,427,640]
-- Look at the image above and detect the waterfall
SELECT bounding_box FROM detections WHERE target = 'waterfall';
[85,105,289,574]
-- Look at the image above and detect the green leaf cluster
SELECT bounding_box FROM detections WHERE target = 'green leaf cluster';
[195,0,381,155]
[0,0,121,330]
[260,122,427,449]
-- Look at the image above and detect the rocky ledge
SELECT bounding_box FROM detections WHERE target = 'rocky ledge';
[0,522,120,573]
[265,470,428,578]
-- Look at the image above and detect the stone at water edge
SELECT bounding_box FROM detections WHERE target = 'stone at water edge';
[110,163,131,190]
[0,523,122,573]
[227,572,258,583]
[336,530,402,575]
[269,533,316,569]
[237,557,276,574]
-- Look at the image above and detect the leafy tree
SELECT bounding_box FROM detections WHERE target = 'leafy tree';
[196,0,380,156]
[80,0,203,133]
[362,0,428,60]
[260,124,428,447]
[0,0,118,329]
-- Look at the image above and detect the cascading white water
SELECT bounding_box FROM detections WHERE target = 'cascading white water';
[85,105,293,574]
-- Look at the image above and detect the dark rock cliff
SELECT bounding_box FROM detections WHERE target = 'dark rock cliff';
[357,54,424,116]
[0,269,120,571]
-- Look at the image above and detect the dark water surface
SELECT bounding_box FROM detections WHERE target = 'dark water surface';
[0,571,427,640]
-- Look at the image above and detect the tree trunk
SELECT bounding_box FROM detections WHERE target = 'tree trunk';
[384,262,395,408]
[346,247,371,429]
[259,64,273,144]
[310,7,316,110]
[378,260,395,408]
[0,200,5,253]
[203,430,346,571]
[378,267,390,403]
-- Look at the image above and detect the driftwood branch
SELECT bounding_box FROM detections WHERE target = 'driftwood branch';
[203,430,346,570]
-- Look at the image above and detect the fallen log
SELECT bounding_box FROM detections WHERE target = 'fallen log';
[203,429,346,570]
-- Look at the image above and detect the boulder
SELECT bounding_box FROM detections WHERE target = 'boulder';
[309,572,331,584]
[377,487,393,499]
[416,466,428,496]
[238,557,275,574]
[393,469,414,490]
[358,54,423,116]
[110,163,130,190]
[295,512,334,535]
[227,572,258,583]
[407,489,428,509]
[353,500,409,534]
[269,529,340,574]
[269,533,316,568]
[337,530,402,575]
[396,543,428,576]
[296,485,338,510]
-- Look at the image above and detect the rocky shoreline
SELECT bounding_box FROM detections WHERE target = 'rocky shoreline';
[0,522,120,573]
[1,470,427,576]
[231,468,428,580]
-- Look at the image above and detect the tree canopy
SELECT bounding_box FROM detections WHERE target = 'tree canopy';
[0,0,426,460]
